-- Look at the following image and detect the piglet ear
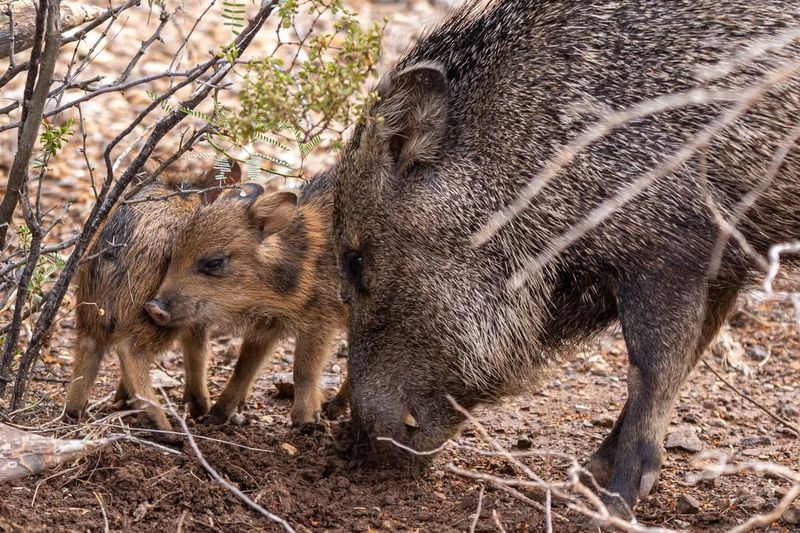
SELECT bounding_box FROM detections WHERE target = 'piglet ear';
[248,191,298,237]
[200,160,243,204]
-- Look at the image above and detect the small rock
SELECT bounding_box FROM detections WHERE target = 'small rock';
[781,503,800,525]
[666,429,704,453]
[741,448,762,457]
[591,414,616,428]
[281,442,298,456]
[676,494,701,514]
[516,437,532,450]
[702,400,716,410]
[739,436,771,447]
[777,401,799,420]
[745,344,768,361]
[575,404,591,412]
[738,495,767,511]
[682,413,701,424]
[150,369,180,389]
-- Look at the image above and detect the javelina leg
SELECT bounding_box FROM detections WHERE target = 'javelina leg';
[112,381,130,409]
[117,343,172,433]
[600,280,739,513]
[180,326,211,419]
[323,373,350,419]
[64,335,106,420]
[291,327,335,426]
[208,326,281,424]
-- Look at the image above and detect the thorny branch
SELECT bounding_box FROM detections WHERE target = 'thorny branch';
[158,389,296,532]
[384,395,800,532]
[0,0,61,249]
[0,0,63,389]
[1,0,279,405]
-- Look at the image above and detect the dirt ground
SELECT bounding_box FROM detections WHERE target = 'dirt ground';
[1,0,800,530]
[0,278,799,532]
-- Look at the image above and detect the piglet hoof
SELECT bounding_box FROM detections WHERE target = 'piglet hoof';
[293,420,327,435]
[112,382,130,410]
[205,403,234,425]
[149,428,184,447]
[62,408,84,424]
[322,396,349,420]
[183,394,211,420]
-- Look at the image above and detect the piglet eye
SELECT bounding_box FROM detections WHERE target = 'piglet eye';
[343,251,366,293]
[197,254,229,276]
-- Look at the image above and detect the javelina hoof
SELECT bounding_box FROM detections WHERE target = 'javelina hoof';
[293,419,326,435]
[112,381,130,410]
[322,396,348,420]
[123,412,182,445]
[583,454,614,488]
[62,408,84,423]
[182,392,211,420]
[147,428,184,446]
[205,403,235,425]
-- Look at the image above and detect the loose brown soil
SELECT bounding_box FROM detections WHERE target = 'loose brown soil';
[1,283,799,532]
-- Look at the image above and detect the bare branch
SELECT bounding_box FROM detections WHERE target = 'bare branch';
[158,388,296,532]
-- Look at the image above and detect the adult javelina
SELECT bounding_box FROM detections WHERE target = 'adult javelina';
[65,165,242,433]
[333,0,800,511]
[146,170,349,428]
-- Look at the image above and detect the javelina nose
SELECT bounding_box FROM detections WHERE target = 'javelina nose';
[145,299,171,326]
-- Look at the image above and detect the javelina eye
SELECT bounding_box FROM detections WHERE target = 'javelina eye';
[197,254,229,276]
[343,251,366,293]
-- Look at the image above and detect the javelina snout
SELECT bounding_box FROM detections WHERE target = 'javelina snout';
[349,384,466,462]
[344,290,482,459]
[144,298,171,326]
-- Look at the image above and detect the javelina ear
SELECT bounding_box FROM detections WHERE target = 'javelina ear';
[200,160,243,204]
[248,191,298,237]
[374,61,448,174]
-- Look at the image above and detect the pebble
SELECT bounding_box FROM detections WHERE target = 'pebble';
[591,414,616,428]
[150,369,181,389]
[777,401,799,419]
[682,413,701,424]
[676,494,701,514]
[782,503,800,525]
[746,344,768,361]
[739,436,771,447]
[516,437,532,450]
[281,442,298,456]
[741,448,762,457]
[666,429,704,453]
[738,495,767,511]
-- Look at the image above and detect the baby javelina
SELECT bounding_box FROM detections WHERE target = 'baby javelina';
[65,163,348,435]
[145,168,348,429]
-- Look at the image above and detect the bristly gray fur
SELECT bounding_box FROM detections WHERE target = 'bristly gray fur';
[333,0,799,511]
